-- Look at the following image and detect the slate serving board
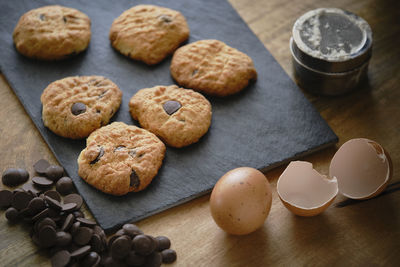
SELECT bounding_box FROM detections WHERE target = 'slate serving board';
[0,0,338,232]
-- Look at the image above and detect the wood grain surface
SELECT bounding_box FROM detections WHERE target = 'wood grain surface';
[1,0,399,266]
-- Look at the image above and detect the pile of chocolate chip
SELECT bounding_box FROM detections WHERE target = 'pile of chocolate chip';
[0,159,177,267]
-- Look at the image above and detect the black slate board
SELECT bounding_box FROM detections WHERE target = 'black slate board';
[0,0,338,232]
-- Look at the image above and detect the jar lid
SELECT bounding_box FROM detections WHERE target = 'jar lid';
[292,8,372,73]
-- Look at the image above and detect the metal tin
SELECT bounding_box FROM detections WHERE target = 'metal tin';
[291,8,373,95]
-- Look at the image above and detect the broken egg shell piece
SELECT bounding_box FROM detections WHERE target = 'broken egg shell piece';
[329,138,392,200]
[277,161,338,216]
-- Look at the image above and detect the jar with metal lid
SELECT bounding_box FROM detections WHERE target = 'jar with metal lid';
[290,8,373,95]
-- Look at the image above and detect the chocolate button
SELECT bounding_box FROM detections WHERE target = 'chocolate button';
[44,190,62,202]
[71,102,87,116]
[73,227,93,246]
[32,208,50,221]
[61,213,75,232]
[161,249,177,263]
[2,168,29,186]
[62,203,77,213]
[70,221,81,235]
[146,251,162,267]
[22,182,42,196]
[125,251,146,266]
[122,223,143,238]
[56,177,74,195]
[90,147,104,165]
[111,236,131,260]
[28,197,46,214]
[130,170,140,189]
[163,100,181,115]
[36,217,57,233]
[155,236,171,251]
[73,210,84,218]
[45,165,64,181]
[33,159,50,175]
[90,233,104,253]
[32,176,54,187]
[45,196,63,211]
[132,235,157,256]
[12,191,33,210]
[76,217,97,227]
[70,245,91,259]
[39,225,57,248]
[5,207,19,222]
[63,194,83,210]
[55,231,72,247]
[82,251,100,266]
[51,250,71,267]
[0,189,13,208]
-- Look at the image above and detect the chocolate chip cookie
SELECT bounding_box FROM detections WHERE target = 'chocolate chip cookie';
[109,5,189,65]
[77,122,166,195]
[129,85,212,148]
[41,76,122,139]
[170,39,257,96]
[13,5,91,60]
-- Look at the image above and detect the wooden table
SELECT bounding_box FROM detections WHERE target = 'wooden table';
[1,0,399,266]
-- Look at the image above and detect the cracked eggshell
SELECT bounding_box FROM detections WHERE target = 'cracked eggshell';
[277,161,338,216]
[210,167,272,235]
[329,138,392,200]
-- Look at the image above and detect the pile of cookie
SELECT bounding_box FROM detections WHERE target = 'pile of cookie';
[1,159,176,266]
[13,4,257,196]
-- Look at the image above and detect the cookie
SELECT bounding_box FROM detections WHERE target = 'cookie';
[77,122,166,195]
[109,5,189,65]
[13,5,91,60]
[129,85,212,148]
[170,39,257,96]
[41,76,122,139]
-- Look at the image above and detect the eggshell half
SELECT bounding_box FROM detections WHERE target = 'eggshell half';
[329,138,392,200]
[277,161,338,216]
[210,167,272,235]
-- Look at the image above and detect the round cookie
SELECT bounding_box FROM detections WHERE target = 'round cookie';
[170,39,258,96]
[41,76,122,139]
[129,85,212,148]
[109,5,189,65]
[13,5,91,60]
[77,122,166,196]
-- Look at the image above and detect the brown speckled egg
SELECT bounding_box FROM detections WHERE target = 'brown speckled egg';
[210,167,272,235]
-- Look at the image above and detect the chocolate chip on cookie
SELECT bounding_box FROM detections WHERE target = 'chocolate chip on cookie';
[171,39,257,96]
[109,5,189,65]
[13,5,91,60]
[129,85,212,148]
[41,76,122,139]
[77,122,165,195]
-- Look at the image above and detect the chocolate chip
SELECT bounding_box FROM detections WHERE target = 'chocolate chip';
[5,207,19,222]
[90,234,104,253]
[163,100,181,115]
[73,210,84,218]
[0,189,13,208]
[82,251,100,266]
[45,196,63,211]
[32,208,50,222]
[70,221,81,235]
[114,145,126,152]
[128,149,136,157]
[159,14,172,23]
[73,227,93,246]
[55,177,74,195]
[70,245,91,259]
[155,236,171,251]
[62,203,77,212]
[122,224,143,238]
[90,147,104,164]
[39,14,45,21]
[76,217,97,227]
[71,102,86,116]
[2,168,29,186]
[45,165,64,181]
[22,182,42,196]
[28,197,46,214]
[98,90,108,99]
[61,214,75,232]
[63,16,67,23]
[51,250,71,267]
[192,69,198,76]
[132,235,157,256]
[44,190,62,202]
[161,249,177,263]
[55,231,72,247]
[32,176,54,187]
[34,159,50,175]
[130,170,140,189]
[63,194,83,210]
[125,251,146,266]
[111,236,131,260]
[37,217,57,233]
[39,225,57,248]
[12,191,33,210]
